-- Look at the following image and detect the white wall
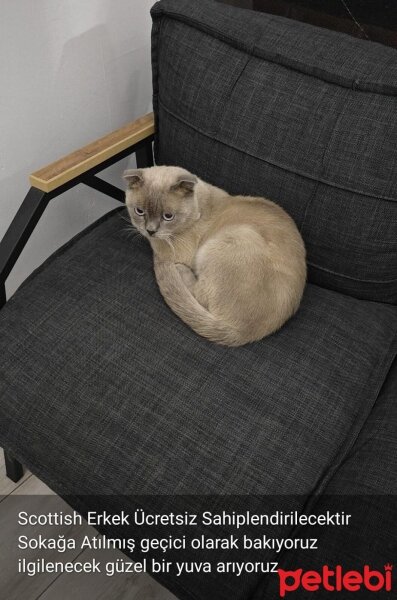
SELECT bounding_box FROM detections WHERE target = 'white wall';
[0,0,154,296]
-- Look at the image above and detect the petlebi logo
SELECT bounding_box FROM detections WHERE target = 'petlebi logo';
[278,564,393,597]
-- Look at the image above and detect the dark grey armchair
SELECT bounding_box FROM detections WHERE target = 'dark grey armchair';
[1,1,396,599]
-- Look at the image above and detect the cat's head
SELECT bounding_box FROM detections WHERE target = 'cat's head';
[123,166,200,240]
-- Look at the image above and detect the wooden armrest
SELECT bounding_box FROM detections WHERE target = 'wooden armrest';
[29,113,154,193]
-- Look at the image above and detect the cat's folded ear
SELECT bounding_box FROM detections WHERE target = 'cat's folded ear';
[123,169,144,188]
[171,174,198,196]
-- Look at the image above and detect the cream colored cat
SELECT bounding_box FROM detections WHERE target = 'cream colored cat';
[124,166,306,347]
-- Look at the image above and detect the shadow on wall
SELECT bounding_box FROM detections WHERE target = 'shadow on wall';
[3,1,152,297]
[55,23,151,150]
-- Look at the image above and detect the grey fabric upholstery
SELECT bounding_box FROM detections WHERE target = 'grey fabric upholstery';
[151,0,397,304]
[0,209,396,497]
[1,208,396,599]
[253,357,397,599]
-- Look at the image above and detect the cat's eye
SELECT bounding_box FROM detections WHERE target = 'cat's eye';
[162,212,174,221]
[134,207,145,216]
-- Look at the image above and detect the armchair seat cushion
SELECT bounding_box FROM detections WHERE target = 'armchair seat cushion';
[0,207,396,496]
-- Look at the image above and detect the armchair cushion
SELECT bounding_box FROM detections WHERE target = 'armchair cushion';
[253,356,397,599]
[151,0,397,304]
[0,208,396,497]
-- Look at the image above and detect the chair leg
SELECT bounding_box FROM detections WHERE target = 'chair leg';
[4,450,24,482]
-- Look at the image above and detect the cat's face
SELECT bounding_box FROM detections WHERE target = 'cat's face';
[124,167,199,240]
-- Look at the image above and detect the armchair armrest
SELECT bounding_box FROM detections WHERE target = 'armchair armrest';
[1,111,155,482]
[30,112,155,193]
[1,112,154,292]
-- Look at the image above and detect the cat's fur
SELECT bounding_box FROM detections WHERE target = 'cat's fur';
[124,166,306,347]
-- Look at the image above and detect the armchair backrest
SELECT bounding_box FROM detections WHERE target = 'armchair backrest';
[151,0,397,304]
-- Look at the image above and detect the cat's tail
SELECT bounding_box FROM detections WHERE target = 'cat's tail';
[154,261,243,347]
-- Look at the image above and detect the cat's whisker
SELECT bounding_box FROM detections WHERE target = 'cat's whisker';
[120,223,137,233]
[117,213,134,225]
[124,165,306,346]
[120,226,143,242]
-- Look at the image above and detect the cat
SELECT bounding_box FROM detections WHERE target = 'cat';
[124,166,306,347]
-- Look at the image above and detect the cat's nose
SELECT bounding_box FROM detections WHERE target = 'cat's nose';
[147,229,156,236]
